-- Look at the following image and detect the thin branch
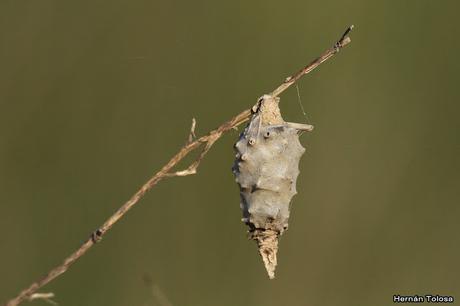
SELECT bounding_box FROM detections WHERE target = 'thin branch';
[3,26,353,306]
[270,25,354,97]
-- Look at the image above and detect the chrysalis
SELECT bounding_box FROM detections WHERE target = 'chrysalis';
[232,94,313,279]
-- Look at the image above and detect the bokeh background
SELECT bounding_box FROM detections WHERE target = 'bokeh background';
[1,0,459,305]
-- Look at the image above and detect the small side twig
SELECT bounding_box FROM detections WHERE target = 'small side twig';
[167,119,219,177]
[28,293,57,306]
[3,25,353,306]
[187,118,197,143]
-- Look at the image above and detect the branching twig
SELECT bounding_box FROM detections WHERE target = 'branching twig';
[3,25,353,306]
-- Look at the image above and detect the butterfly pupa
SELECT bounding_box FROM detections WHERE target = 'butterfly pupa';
[232,94,313,279]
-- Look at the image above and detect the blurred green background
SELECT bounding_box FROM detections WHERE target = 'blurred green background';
[1,0,459,305]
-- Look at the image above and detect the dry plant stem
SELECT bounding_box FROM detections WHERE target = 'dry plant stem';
[4,25,353,306]
[271,25,353,97]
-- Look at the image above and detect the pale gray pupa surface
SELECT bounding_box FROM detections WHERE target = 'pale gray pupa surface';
[232,94,313,279]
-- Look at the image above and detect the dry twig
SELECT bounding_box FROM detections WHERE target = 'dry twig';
[4,25,353,306]
[27,293,57,306]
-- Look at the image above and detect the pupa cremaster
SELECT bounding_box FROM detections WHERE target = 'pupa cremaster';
[232,94,313,279]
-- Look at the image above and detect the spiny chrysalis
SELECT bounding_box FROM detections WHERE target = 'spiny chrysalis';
[232,94,313,279]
